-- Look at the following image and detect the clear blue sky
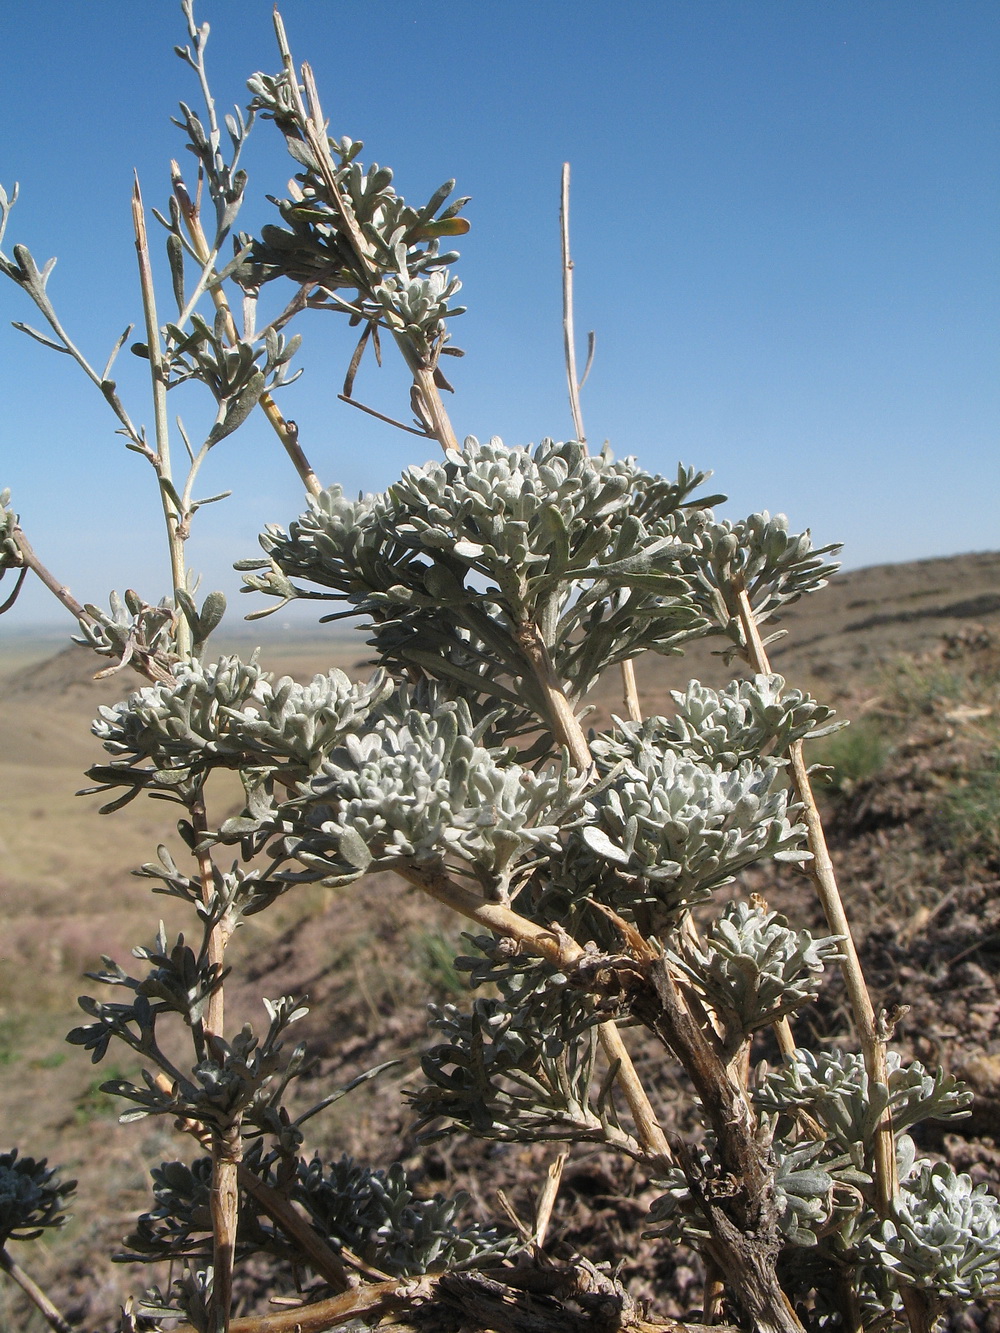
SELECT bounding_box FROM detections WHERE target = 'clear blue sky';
[1,1,997,629]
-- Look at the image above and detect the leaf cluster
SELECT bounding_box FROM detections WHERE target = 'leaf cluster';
[593,674,843,771]
[581,744,809,929]
[239,71,468,373]
[410,943,613,1148]
[668,901,843,1048]
[0,1151,76,1246]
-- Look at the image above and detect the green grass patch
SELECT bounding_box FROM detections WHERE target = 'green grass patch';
[74,1066,131,1125]
[810,719,891,795]
[939,750,1000,862]
[0,1018,22,1066]
[413,928,469,999]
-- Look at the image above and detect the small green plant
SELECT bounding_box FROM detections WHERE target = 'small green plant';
[30,1052,67,1072]
[939,749,1000,862]
[413,929,470,1000]
[0,6,996,1333]
[812,717,891,795]
[0,1018,22,1068]
[885,656,973,720]
[73,1067,132,1126]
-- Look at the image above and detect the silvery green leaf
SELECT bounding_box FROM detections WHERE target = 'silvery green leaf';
[592,675,842,772]
[669,900,842,1042]
[411,950,603,1145]
[580,825,629,864]
[208,369,265,445]
[337,825,373,871]
[581,745,808,928]
[756,1049,973,1166]
[870,1162,1000,1298]
[10,321,69,354]
[292,1154,512,1277]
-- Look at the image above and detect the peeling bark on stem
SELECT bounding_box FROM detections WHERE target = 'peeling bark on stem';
[638,960,804,1333]
[397,867,802,1331]
[211,1122,241,1333]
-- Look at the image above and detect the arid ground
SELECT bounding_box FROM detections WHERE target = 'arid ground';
[2,549,999,1330]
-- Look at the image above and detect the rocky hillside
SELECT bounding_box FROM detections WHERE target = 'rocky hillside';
[1,550,998,1330]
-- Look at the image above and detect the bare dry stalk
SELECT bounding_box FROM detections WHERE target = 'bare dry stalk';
[401,862,584,968]
[620,657,643,722]
[272,12,459,454]
[170,168,323,498]
[211,1123,241,1333]
[733,590,937,1333]
[164,1268,743,1333]
[559,165,641,730]
[703,1260,725,1325]
[732,587,898,1218]
[560,164,586,448]
[773,1014,797,1059]
[531,1149,569,1247]
[7,528,89,634]
[131,179,191,660]
[191,796,239,1333]
[0,1248,75,1333]
[168,1277,433,1333]
[155,1073,361,1293]
[338,392,432,438]
[598,1022,671,1159]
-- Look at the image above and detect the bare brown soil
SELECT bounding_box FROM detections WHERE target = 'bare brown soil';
[1,550,998,1331]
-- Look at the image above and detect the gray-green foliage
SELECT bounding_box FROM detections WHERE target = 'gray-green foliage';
[0,1151,76,1247]
[872,1162,1000,1299]
[240,70,469,390]
[294,1155,511,1276]
[580,745,809,927]
[289,687,582,894]
[668,901,843,1046]
[592,673,843,770]
[756,1048,974,1167]
[679,510,841,653]
[411,943,611,1146]
[238,440,722,714]
[87,656,393,808]
[124,1151,508,1278]
[1,6,996,1330]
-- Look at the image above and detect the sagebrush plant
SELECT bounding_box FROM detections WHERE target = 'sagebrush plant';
[0,7,996,1333]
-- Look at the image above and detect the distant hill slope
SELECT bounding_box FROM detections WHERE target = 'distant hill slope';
[0,549,997,1330]
[771,549,1000,677]
[2,550,998,709]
